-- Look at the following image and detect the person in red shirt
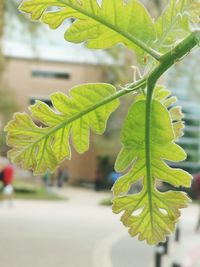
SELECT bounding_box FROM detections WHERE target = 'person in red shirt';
[3,164,14,186]
[2,164,14,205]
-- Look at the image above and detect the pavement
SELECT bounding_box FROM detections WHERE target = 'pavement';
[162,204,200,267]
[0,186,199,267]
[0,186,153,267]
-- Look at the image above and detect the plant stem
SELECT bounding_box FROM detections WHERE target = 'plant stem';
[55,32,200,128]
[143,82,155,229]
[141,31,200,228]
[148,32,199,85]
[145,82,155,228]
[111,32,199,104]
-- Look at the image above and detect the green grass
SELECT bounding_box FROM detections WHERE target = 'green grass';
[0,181,66,201]
[14,187,65,201]
[100,197,112,206]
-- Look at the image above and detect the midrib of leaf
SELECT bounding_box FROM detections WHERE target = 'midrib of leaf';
[52,0,161,60]
[145,83,155,231]
[12,81,146,160]
[59,126,66,159]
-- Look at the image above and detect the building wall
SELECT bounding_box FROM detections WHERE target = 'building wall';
[4,57,104,183]
[4,58,104,110]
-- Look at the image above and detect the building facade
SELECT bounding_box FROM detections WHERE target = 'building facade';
[3,10,113,183]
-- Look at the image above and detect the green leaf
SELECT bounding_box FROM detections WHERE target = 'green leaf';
[155,0,193,52]
[189,1,200,26]
[5,83,119,175]
[19,0,156,55]
[136,85,185,139]
[112,87,192,245]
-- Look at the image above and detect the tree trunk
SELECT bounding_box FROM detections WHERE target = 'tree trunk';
[0,0,5,77]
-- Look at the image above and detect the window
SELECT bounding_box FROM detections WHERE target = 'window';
[32,70,71,80]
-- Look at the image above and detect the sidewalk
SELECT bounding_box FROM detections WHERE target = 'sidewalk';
[51,185,111,206]
[0,186,153,267]
[48,186,200,267]
[54,185,154,267]
[163,204,200,267]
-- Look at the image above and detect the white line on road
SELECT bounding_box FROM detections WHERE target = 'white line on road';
[92,230,126,267]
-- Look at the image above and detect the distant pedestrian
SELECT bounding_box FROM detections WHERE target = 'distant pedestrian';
[2,164,14,206]
[194,172,200,231]
[108,171,120,189]
[0,168,3,183]
[42,170,51,187]
[57,168,68,188]
[95,170,103,191]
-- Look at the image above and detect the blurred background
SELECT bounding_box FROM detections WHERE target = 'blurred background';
[0,1,200,267]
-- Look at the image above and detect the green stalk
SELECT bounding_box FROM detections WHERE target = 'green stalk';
[143,31,200,229]
[145,82,155,227]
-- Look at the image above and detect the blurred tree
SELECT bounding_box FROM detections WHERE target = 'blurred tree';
[0,0,5,72]
[0,0,18,154]
[93,48,136,161]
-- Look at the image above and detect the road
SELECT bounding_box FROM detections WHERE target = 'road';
[0,186,154,267]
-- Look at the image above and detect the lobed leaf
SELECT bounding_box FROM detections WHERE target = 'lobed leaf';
[19,0,156,55]
[136,85,185,139]
[112,86,192,245]
[189,1,200,25]
[155,0,200,52]
[5,83,120,175]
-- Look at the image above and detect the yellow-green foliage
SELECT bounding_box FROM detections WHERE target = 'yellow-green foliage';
[112,86,192,244]
[5,84,119,175]
[4,0,200,244]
